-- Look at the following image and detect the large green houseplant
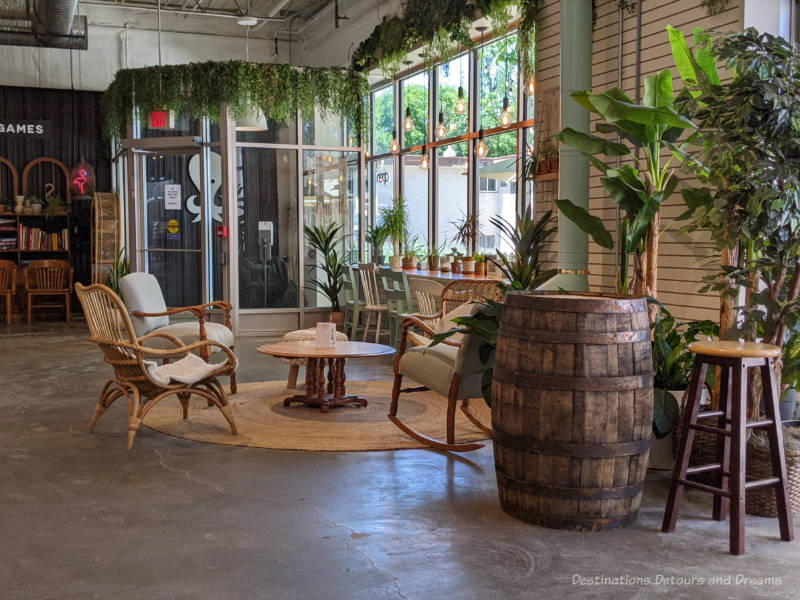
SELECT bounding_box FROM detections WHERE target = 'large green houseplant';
[669,27,800,415]
[553,70,695,305]
[304,222,348,328]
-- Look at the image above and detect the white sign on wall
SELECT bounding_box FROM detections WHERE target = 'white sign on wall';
[164,184,182,210]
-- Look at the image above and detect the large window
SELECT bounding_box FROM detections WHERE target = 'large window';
[237,148,299,309]
[436,54,469,139]
[479,33,519,130]
[401,72,428,148]
[477,131,518,256]
[437,142,468,251]
[303,150,360,308]
[366,30,532,253]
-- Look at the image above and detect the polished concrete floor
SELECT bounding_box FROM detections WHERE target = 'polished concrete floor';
[2,321,799,600]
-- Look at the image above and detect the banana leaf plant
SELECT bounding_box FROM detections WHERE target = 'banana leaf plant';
[553,70,696,301]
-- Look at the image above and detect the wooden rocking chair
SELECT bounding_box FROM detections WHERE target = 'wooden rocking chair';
[388,280,503,451]
[75,283,238,449]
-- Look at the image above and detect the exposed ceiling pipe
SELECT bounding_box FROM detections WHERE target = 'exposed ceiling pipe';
[78,0,289,22]
[0,0,87,49]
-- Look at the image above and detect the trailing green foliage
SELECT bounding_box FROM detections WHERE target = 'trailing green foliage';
[103,61,368,143]
[304,222,348,313]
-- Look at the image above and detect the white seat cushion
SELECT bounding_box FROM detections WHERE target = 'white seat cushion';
[142,321,235,353]
[407,302,477,347]
[399,343,458,397]
[145,353,221,386]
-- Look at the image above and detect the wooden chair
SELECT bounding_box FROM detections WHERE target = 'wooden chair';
[120,272,237,393]
[75,282,238,449]
[24,259,73,323]
[407,277,444,316]
[357,263,389,343]
[0,260,17,324]
[381,269,413,347]
[388,280,504,451]
[342,265,365,340]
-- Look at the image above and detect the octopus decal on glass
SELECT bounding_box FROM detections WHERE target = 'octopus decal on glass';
[185,152,243,223]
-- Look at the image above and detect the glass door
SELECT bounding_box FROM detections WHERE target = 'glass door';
[135,150,207,306]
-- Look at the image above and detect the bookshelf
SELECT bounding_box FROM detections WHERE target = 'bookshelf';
[0,211,71,268]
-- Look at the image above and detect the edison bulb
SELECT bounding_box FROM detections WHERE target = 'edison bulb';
[499,109,512,128]
[390,138,399,154]
[526,76,536,95]
[474,136,488,158]
[403,108,414,131]
[435,116,447,139]
[456,86,466,115]
[420,146,429,170]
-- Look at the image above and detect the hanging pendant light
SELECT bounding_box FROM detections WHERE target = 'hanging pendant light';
[499,97,512,128]
[456,86,466,115]
[403,107,414,131]
[435,111,447,139]
[474,129,488,158]
[390,129,400,154]
[525,74,536,96]
[420,144,429,170]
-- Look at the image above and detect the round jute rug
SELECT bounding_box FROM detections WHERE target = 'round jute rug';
[142,380,491,451]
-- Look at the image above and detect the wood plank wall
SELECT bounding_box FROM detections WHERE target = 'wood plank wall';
[534,0,742,322]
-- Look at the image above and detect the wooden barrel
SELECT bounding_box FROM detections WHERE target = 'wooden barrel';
[492,291,653,531]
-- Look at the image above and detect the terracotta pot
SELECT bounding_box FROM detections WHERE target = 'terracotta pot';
[474,262,486,277]
[401,257,416,270]
[389,256,403,270]
[427,255,440,271]
[451,260,462,273]
[461,258,475,273]
[329,311,345,331]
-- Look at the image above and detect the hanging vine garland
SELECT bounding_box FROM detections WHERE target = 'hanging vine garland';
[351,0,732,76]
[103,60,369,143]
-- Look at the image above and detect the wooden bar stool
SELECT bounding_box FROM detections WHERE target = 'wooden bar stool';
[662,340,795,555]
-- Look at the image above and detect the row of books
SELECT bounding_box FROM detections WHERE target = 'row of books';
[16,225,70,251]
[0,218,16,249]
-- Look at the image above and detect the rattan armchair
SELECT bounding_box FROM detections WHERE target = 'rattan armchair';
[388,280,503,451]
[75,283,238,449]
[0,260,17,324]
[24,259,73,323]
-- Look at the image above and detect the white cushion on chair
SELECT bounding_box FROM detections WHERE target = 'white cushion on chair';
[408,302,477,347]
[145,353,221,386]
[399,343,458,397]
[143,321,235,353]
[121,273,169,337]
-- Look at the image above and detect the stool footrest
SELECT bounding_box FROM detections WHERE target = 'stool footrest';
[745,419,774,430]
[745,477,780,490]
[689,423,730,436]
[686,463,721,475]
[696,411,725,420]
[678,478,730,497]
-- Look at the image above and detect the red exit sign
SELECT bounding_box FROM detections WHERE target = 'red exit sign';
[149,109,175,130]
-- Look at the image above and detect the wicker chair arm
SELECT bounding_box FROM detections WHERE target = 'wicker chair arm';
[138,331,184,348]
[94,337,235,362]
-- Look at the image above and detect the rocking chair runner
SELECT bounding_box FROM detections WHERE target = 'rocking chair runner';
[75,283,238,449]
[388,280,503,452]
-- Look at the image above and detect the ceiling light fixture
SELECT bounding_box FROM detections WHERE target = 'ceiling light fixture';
[474,129,488,158]
[403,107,414,131]
[420,144,429,170]
[456,86,466,115]
[236,19,267,131]
[237,15,258,26]
[390,129,399,154]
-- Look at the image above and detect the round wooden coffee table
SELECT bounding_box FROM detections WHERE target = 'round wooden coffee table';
[257,341,396,413]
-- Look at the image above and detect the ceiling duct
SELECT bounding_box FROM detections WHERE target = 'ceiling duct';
[0,0,87,50]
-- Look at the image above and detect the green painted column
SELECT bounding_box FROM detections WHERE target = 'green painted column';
[541,0,591,292]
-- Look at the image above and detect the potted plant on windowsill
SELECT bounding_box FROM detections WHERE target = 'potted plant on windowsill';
[379,196,409,272]
[649,301,718,469]
[366,223,389,266]
[402,235,420,270]
[473,252,487,277]
[304,222,348,330]
[450,247,463,273]
[452,211,481,273]
[536,137,559,175]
